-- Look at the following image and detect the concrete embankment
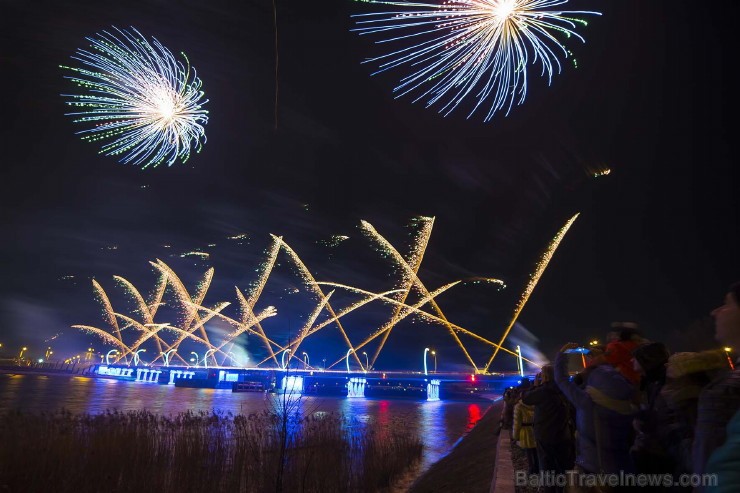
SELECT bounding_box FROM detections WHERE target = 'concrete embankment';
[408,399,505,493]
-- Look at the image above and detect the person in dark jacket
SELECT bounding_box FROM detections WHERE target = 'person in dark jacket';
[521,364,574,493]
[500,387,519,430]
[705,408,740,492]
[692,282,740,488]
[662,349,728,478]
[630,342,673,481]
[555,343,637,478]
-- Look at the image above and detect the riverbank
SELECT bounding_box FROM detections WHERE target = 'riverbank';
[408,399,504,493]
[0,408,422,493]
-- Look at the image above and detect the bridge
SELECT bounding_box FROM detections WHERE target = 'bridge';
[93,363,529,401]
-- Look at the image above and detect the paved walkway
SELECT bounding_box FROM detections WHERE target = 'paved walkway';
[490,428,515,493]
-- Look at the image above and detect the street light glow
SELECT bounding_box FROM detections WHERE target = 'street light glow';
[105,349,119,365]
[281,349,291,370]
[346,348,354,374]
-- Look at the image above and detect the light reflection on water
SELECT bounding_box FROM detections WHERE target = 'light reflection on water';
[0,374,490,474]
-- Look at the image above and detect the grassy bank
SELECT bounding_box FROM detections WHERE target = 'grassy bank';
[0,407,422,493]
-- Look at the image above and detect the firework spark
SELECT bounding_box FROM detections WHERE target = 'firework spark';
[352,0,600,121]
[74,218,564,372]
[483,213,580,371]
[61,27,208,168]
[361,219,479,371]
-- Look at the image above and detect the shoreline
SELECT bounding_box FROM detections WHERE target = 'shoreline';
[407,399,504,493]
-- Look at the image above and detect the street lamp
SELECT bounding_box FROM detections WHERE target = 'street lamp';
[133,349,147,366]
[203,349,216,369]
[431,350,437,373]
[18,346,28,365]
[362,351,369,372]
[424,348,430,376]
[346,348,354,373]
[281,349,291,370]
[516,345,524,377]
[322,358,327,371]
[725,347,735,370]
[161,349,176,367]
[190,352,200,368]
[302,352,309,369]
[106,349,119,365]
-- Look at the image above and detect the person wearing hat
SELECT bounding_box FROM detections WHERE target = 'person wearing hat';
[692,282,740,486]
[633,342,671,406]
[603,322,644,386]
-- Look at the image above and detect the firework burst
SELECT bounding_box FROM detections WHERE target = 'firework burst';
[352,0,600,121]
[61,27,209,168]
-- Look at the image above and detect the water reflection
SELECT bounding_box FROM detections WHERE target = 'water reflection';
[0,374,491,475]
[467,403,482,431]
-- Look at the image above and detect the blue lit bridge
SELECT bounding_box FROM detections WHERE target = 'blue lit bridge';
[93,364,528,401]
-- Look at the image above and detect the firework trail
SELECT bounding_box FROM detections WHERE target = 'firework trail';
[352,0,600,121]
[367,216,434,369]
[61,27,208,168]
[360,220,480,371]
[114,276,165,358]
[319,282,537,366]
[483,213,580,371]
[273,236,365,369]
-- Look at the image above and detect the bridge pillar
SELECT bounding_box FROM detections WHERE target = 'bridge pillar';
[136,369,145,381]
[168,370,181,385]
[426,379,441,401]
[139,369,150,382]
[280,375,304,394]
[149,370,161,382]
[347,377,366,398]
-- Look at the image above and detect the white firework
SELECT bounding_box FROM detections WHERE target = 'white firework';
[61,27,209,168]
[353,0,601,121]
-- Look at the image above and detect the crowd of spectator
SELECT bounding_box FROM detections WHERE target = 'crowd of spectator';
[502,282,740,492]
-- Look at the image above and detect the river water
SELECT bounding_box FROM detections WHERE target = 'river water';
[0,373,492,480]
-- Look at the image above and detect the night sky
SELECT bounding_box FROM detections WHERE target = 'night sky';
[1,0,738,372]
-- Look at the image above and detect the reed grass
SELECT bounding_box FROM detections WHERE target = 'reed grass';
[0,407,422,493]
